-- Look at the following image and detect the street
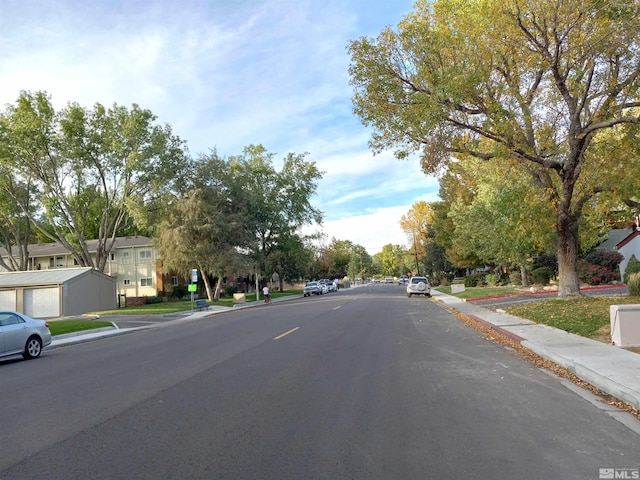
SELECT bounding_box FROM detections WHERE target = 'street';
[1,285,639,479]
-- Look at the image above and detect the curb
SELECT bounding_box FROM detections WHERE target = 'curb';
[468,314,525,344]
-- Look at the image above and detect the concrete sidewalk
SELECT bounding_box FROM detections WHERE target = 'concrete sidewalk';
[431,290,640,411]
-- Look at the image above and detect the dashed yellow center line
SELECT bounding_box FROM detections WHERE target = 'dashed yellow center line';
[274,326,300,340]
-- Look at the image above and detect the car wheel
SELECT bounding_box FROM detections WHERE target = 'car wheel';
[417,282,426,291]
[23,336,42,359]
[407,293,412,298]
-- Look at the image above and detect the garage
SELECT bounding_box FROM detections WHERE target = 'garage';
[0,267,116,317]
[24,287,60,318]
[0,289,17,311]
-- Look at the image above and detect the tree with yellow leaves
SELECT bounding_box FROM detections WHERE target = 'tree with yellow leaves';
[349,0,640,297]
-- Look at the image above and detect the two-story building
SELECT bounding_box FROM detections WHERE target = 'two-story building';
[0,236,180,300]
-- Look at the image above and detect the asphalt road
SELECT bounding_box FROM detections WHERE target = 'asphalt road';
[1,285,639,479]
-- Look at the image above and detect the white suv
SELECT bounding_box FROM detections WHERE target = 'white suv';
[406,276,431,297]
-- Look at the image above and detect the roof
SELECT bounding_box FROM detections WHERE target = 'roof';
[595,229,635,251]
[0,267,102,287]
[617,229,640,250]
[0,236,152,258]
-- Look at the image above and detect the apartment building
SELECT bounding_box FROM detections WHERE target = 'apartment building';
[0,236,169,299]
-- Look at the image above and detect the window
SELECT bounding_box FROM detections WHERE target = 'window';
[171,276,179,286]
[110,253,115,261]
[139,250,152,260]
[141,278,153,287]
[123,279,131,286]
[0,313,23,326]
[56,256,64,267]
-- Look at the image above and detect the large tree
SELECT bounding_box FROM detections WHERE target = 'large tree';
[0,91,189,272]
[446,158,557,284]
[154,188,249,301]
[0,164,34,271]
[226,144,324,281]
[400,201,433,275]
[349,0,640,297]
[400,200,453,278]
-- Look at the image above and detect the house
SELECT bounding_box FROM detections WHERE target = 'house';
[617,228,640,281]
[0,267,116,317]
[593,229,633,252]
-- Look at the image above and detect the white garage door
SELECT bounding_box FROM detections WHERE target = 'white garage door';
[0,290,17,310]
[24,287,60,318]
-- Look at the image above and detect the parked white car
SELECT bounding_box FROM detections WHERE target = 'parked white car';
[406,276,431,297]
[0,311,52,360]
[303,281,321,296]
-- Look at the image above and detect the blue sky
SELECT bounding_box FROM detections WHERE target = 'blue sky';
[0,0,440,255]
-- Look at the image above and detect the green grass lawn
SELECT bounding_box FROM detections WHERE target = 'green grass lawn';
[435,285,520,299]
[436,284,640,341]
[48,320,115,336]
[94,290,303,315]
[505,296,640,339]
[54,290,303,335]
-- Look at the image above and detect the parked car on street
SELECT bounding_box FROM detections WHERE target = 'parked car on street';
[406,276,431,297]
[303,281,322,297]
[319,279,336,293]
[0,311,52,360]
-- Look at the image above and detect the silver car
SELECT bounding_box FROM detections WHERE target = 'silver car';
[406,276,431,297]
[0,311,52,360]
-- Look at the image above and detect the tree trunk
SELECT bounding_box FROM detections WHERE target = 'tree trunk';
[556,209,581,298]
[202,274,214,302]
[519,264,529,287]
[213,276,223,301]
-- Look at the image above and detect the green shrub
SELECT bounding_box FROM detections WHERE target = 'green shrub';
[532,254,558,277]
[585,250,624,270]
[464,273,486,287]
[485,273,501,286]
[145,296,162,304]
[509,271,522,286]
[623,254,640,284]
[464,276,477,287]
[530,266,552,285]
[225,285,238,296]
[628,272,640,297]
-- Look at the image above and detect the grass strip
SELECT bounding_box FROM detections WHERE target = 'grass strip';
[48,320,114,336]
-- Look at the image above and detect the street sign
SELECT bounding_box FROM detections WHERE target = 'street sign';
[191,269,198,283]
[188,284,197,292]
